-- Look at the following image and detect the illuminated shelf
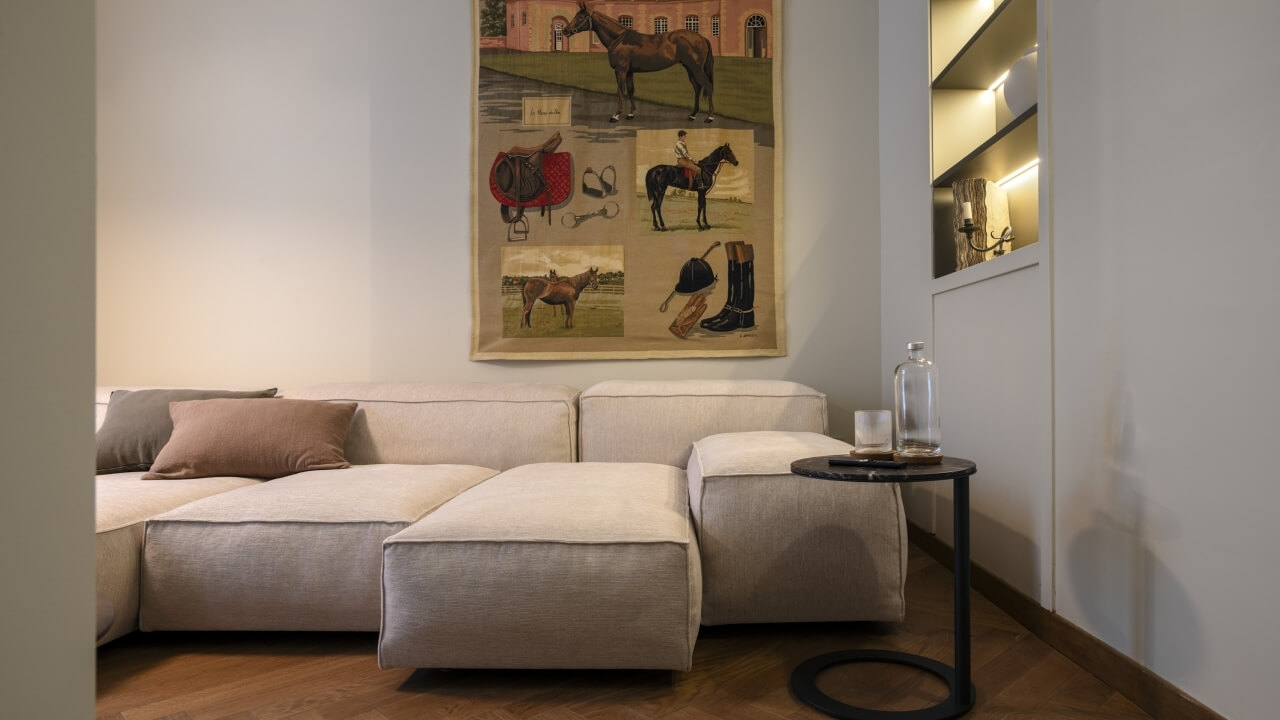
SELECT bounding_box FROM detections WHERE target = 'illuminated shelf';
[932,0,1036,90]
[932,104,1036,188]
[929,0,1039,279]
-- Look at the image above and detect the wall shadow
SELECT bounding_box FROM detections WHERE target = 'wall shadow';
[1062,387,1202,681]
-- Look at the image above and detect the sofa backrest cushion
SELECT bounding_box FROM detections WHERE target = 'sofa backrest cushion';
[578,379,828,467]
[283,383,579,470]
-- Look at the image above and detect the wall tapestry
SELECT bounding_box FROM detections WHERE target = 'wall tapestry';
[471,0,784,360]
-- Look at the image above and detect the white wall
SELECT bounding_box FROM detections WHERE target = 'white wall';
[97,0,375,385]
[877,0,938,530]
[96,0,884,441]
[1050,3,1280,718]
[883,1,1280,717]
[0,1,97,717]
[932,261,1053,605]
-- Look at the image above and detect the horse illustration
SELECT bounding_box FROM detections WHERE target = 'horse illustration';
[563,2,715,124]
[645,143,739,231]
[521,266,600,329]
[546,269,564,315]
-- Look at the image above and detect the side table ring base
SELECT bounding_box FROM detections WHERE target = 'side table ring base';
[790,649,976,720]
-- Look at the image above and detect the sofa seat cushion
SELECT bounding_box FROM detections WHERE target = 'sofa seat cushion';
[380,462,702,670]
[141,463,496,632]
[689,431,907,625]
[95,472,262,645]
[578,379,828,466]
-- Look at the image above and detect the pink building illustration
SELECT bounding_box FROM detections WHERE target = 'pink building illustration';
[497,1,774,58]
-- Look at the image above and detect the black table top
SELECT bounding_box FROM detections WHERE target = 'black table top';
[791,455,977,484]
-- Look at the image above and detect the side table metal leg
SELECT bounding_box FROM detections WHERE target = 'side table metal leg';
[787,458,978,719]
[953,475,972,707]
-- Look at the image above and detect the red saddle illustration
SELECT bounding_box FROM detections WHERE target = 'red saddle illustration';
[488,151,572,209]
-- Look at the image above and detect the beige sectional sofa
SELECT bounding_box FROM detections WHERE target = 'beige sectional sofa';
[381,461,702,670]
[94,471,260,644]
[94,379,907,671]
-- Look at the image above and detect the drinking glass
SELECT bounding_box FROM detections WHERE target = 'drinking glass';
[854,410,892,453]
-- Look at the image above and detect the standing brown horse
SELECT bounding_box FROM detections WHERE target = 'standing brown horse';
[521,266,600,329]
[562,2,715,124]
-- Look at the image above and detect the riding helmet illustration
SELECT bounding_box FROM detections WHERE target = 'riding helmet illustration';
[675,255,717,294]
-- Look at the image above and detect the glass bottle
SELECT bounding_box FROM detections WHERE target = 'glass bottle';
[893,341,941,456]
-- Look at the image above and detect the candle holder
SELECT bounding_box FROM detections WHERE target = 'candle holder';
[959,219,1015,257]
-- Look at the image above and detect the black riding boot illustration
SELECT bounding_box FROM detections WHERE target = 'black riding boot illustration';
[700,242,742,330]
[701,242,755,332]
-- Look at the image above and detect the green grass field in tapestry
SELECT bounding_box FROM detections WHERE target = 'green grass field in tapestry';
[501,290,624,338]
[634,193,754,236]
[479,53,773,126]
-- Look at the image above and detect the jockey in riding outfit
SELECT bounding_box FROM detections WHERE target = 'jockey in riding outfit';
[675,130,705,191]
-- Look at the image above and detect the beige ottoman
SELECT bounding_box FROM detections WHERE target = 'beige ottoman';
[380,462,702,670]
[141,464,496,631]
[688,431,907,625]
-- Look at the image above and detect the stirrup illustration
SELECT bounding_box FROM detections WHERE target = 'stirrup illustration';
[505,214,530,242]
[581,166,617,198]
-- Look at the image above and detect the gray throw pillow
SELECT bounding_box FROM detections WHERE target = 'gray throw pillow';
[95,387,277,473]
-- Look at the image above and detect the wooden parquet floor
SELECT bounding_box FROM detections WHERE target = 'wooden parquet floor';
[96,543,1153,720]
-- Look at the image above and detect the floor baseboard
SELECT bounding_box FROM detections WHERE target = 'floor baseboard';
[906,522,1225,720]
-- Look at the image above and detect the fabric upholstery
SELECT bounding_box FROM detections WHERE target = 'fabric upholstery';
[688,431,907,625]
[95,472,261,645]
[140,464,495,632]
[95,387,277,473]
[283,382,579,469]
[380,462,701,670]
[95,387,117,432]
[578,379,828,466]
[142,398,356,480]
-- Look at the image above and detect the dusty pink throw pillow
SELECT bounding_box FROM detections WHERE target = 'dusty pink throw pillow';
[142,398,358,480]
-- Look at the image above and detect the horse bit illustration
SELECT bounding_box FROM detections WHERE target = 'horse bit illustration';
[561,201,620,228]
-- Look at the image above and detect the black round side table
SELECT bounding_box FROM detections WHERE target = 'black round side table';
[789,455,978,720]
